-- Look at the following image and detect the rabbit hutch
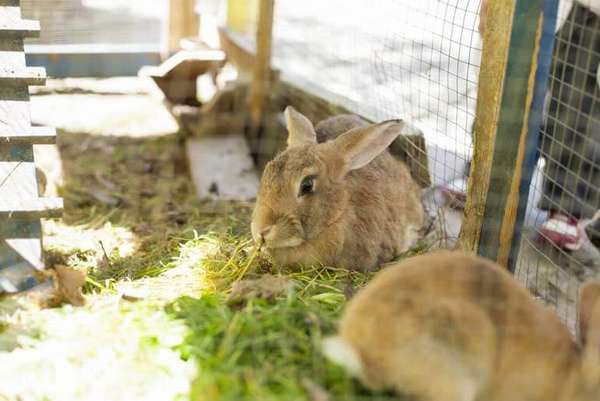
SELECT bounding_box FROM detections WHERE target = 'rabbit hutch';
[2,0,600,400]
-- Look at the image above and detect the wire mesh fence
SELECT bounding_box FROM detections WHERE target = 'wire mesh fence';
[515,0,600,331]
[273,0,481,186]
[264,0,600,332]
[21,0,166,48]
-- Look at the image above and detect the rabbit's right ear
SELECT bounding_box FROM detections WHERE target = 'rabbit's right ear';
[331,120,404,176]
[285,106,317,148]
[579,282,600,351]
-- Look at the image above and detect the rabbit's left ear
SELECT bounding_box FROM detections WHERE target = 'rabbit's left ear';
[285,106,317,148]
[332,120,404,174]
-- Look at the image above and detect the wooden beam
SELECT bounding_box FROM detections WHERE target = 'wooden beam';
[506,0,559,271]
[0,3,62,291]
[0,126,56,144]
[459,0,554,267]
[218,27,257,74]
[226,0,258,33]
[168,0,200,55]
[0,18,39,38]
[0,66,45,86]
[458,0,515,254]
[248,0,275,126]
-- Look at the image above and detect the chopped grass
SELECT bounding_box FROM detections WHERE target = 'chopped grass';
[163,228,405,401]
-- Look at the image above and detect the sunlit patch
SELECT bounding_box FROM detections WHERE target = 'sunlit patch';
[0,296,195,401]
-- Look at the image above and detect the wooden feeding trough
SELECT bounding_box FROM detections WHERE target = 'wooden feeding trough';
[0,0,62,293]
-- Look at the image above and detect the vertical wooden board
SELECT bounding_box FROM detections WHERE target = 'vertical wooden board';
[0,219,42,293]
[477,0,546,264]
[168,0,199,54]
[0,5,22,24]
[0,86,32,136]
[226,0,258,33]
[458,0,516,253]
[0,144,39,213]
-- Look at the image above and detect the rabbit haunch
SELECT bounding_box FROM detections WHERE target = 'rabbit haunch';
[251,107,423,271]
[323,251,600,401]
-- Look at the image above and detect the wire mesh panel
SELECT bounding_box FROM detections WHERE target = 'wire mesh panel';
[268,0,482,249]
[21,0,167,48]
[515,0,600,331]
[274,0,481,185]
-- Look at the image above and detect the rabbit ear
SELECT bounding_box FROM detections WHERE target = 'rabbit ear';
[579,283,600,351]
[322,336,364,377]
[332,120,404,174]
[285,106,317,148]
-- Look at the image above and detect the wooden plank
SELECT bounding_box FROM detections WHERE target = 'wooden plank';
[248,0,275,126]
[218,27,258,74]
[0,222,44,293]
[0,126,56,144]
[458,0,516,254]
[0,66,45,86]
[496,17,543,266]
[0,145,62,218]
[0,5,21,24]
[459,0,551,266]
[226,0,258,33]
[0,18,39,38]
[26,47,161,78]
[140,49,225,105]
[168,0,199,55]
[0,197,63,218]
[507,0,560,271]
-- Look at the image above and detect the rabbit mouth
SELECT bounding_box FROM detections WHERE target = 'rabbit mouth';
[264,236,304,249]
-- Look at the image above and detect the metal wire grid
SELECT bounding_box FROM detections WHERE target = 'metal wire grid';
[515,0,600,332]
[272,0,482,187]
[20,0,166,47]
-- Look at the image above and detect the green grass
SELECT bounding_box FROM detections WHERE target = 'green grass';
[164,229,403,401]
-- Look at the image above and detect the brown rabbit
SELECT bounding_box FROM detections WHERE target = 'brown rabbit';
[251,107,423,271]
[322,250,600,401]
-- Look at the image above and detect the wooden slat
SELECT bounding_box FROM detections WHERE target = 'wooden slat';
[0,126,56,144]
[0,197,63,218]
[0,66,45,86]
[0,146,62,218]
[459,0,551,268]
[0,19,39,38]
[168,0,199,55]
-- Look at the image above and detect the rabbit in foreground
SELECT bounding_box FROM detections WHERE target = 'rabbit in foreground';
[322,250,600,401]
[251,107,424,271]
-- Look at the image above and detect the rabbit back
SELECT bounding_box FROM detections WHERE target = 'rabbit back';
[331,251,581,401]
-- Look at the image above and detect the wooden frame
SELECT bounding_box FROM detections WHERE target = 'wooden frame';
[458,0,559,268]
[0,0,61,293]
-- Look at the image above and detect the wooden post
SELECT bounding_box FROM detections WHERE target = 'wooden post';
[227,0,259,34]
[248,0,275,127]
[168,0,200,55]
[0,0,62,293]
[458,0,558,267]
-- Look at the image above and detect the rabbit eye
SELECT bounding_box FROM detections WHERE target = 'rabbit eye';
[299,175,316,197]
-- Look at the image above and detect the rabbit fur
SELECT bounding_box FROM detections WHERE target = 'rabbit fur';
[251,106,424,271]
[323,250,600,401]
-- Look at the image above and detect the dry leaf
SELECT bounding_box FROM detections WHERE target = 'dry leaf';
[54,265,87,306]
